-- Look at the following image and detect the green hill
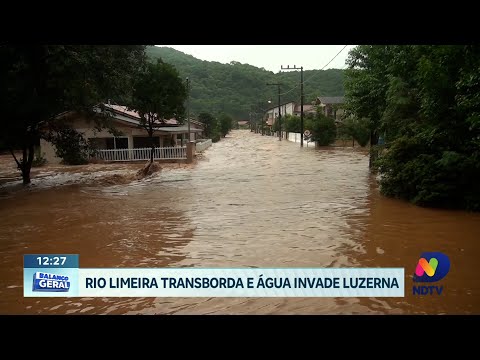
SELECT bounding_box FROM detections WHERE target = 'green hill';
[146,46,345,120]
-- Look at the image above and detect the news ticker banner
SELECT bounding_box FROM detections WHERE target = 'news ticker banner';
[24,254,405,297]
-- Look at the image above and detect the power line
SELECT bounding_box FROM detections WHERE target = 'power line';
[318,64,348,96]
[279,45,348,96]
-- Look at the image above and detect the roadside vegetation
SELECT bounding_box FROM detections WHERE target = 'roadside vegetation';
[345,45,480,210]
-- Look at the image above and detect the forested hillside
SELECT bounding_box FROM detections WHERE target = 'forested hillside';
[147,46,344,119]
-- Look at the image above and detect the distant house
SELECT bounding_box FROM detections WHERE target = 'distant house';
[40,103,204,164]
[265,101,296,127]
[293,104,316,117]
[314,96,345,121]
[263,96,346,129]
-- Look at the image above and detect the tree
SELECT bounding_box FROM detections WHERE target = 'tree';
[45,125,93,165]
[308,112,337,146]
[128,59,187,164]
[272,117,284,133]
[0,45,146,184]
[344,45,394,166]
[284,114,301,133]
[345,45,480,210]
[218,113,233,137]
[337,117,370,147]
[198,112,217,138]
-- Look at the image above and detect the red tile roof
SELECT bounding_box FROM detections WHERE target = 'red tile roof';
[105,104,179,125]
[106,104,140,119]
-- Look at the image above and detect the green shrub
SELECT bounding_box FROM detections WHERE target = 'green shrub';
[310,113,336,146]
[48,127,92,165]
[32,152,47,167]
[376,135,480,210]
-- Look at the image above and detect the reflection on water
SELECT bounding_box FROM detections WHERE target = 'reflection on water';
[0,130,479,314]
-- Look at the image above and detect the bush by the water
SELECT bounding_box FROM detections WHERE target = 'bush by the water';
[47,126,94,165]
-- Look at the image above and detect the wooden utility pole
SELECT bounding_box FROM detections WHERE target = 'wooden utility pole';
[281,65,304,147]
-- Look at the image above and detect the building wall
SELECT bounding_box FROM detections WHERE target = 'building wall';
[318,103,345,120]
[266,102,296,125]
[284,102,295,116]
[270,102,295,118]
[189,125,198,141]
[335,108,345,120]
[39,139,62,164]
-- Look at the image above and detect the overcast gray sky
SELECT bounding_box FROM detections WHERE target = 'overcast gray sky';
[155,45,357,72]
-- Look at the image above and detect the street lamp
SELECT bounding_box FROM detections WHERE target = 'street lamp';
[264,100,272,136]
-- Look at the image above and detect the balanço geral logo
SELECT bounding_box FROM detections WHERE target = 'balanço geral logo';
[412,252,450,295]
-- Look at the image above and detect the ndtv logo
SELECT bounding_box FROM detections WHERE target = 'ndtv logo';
[412,252,450,295]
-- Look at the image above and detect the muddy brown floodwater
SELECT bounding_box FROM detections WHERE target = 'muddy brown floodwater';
[1,130,479,314]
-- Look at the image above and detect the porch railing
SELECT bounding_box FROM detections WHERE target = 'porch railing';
[95,147,187,161]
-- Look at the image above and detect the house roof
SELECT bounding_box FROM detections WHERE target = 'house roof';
[190,119,204,128]
[265,101,296,112]
[316,96,345,105]
[105,104,140,120]
[154,125,203,134]
[102,103,179,125]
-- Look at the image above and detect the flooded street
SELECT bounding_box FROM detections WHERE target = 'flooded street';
[1,130,479,314]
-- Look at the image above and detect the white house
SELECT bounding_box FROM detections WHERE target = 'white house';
[264,97,346,126]
[265,101,296,126]
[40,103,204,164]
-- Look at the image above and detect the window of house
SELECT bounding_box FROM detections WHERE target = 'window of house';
[89,138,107,149]
[133,137,160,148]
[105,138,115,149]
[104,137,129,149]
[115,138,129,149]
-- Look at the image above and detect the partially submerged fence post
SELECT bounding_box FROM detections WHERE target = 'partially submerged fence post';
[186,142,196,163]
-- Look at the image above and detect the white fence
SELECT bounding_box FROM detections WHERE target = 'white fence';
[287,132,314,146]
[96,147,187,161]
[196,139,212,153]
[288,133,301,143]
